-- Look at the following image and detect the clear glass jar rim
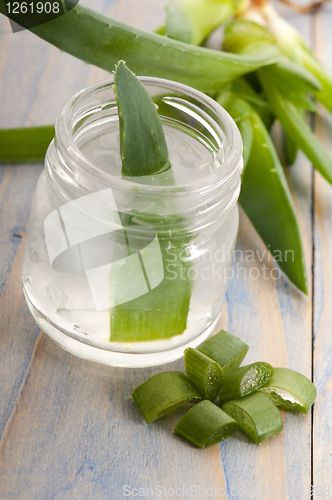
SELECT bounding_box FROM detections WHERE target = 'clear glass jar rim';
[55,76,242,196]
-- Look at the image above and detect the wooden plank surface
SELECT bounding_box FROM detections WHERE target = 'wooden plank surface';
[0,0,330,498]
[312,4,332,499]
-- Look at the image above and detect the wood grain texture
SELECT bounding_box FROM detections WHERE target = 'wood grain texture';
[0,0,329,498]
[0,229,41,439]
[312,4,332,498]
[0,0,113,447]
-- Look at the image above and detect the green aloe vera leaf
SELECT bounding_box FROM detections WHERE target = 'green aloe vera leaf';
[132,371,201,423]
[113,61,170,177]
[223,20,321,97]
[259,367,317,414]
[0,126,54,163]
[218,361,274,401]
[217,92,253,171]
[222,17,277,56]
[164,0,235,46]
[222,19,321,128]
[231,77,269,110]
[284,109,305,167]
[223,19,332,187]
[260,2,332,114]
[263,58,321,94]
[285,134,299,166]
[258,69,332,185]
[223,391,283,444]
[198,330,249,377]
[174,400,239,448]
[0,3,281,92]
[243,109,307,293]
[300,49,332,114]
[109,229,193,342]
[260,61,318,112]
[236,115,252,173]
[217,92,307,293]
[223,20,321,99]
[110,62,193,342]
[229,77,274,129]
[155,25,166,36]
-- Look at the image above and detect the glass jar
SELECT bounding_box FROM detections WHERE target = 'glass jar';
[22,76,242,368]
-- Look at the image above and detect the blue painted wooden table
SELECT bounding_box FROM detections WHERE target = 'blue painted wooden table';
[0,1,331,498]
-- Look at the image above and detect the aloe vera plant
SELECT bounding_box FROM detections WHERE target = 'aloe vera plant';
[156,9,309,292]
[222,19,332,185]
[258,69,332,185]
[1,0,332,296]
[259,1,332,113]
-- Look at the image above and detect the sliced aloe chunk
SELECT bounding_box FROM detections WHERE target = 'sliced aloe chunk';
[174,400,239,448]
[223,392,283,444]
[219,362,274,401]
[132,371,201,424]
[184,348,223,401]
[259,367,316,414]
[197,330,249,378]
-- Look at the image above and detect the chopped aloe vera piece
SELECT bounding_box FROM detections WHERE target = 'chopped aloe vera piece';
[184,348,223,401]
[218,362,274,401]
[110,62,193,342]
[198,330,249,378]
[174,400,239,448]
[132,371,201,424]
[223,392,283,444]
[259,367,317,414]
